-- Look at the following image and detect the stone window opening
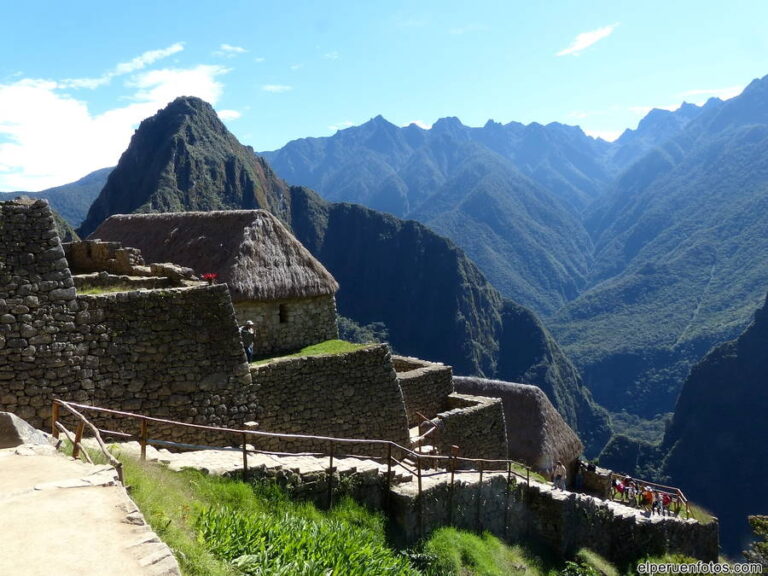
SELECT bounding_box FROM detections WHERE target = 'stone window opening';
[279,304,288,324]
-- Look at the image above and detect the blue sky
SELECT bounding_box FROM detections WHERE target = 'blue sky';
[2,0,767,191]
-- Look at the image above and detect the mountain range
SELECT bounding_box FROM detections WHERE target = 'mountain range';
[260,79,768,421]
[75,96,610,454]
[600,291,768,555]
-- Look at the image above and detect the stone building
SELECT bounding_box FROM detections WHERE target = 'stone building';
[89,210,340,356]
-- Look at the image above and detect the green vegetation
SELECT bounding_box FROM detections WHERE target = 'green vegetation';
[337,315,390,345]
[118,455,614,576]
[574,549,618,576]
[422,528,547,575]
[122,457,416,575]
[76,283,139,295]
[252,339,370,365]
[686,503,717,526]
[608,412,671,446]
[744,515,768,567]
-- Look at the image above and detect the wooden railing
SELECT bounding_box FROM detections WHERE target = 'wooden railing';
[51,399,534,538]
[51,399,124,484]
[609,472,692,518]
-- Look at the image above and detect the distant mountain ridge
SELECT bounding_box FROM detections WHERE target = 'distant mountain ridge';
[553,76,768,415]
[2,167,110,227]
[261,116,605,315]
[260,81,768,421]
[77,96,610,454]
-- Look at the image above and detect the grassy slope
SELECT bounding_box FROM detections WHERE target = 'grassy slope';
[114,454,710,575]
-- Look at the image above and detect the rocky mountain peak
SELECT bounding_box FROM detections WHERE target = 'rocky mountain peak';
[77,97,290,237]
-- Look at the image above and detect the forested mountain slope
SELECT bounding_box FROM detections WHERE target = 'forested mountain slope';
[78,96,610,453]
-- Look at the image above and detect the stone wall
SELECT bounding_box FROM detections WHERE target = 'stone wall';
[0,199,255,445]
[73,272,175,291]
[73,285,254,442]
[249,344,410,455]
[64,240,144,275]
[428,394,508,462]
[235,294,338,356]
[390,475,719,567]
[0,200,81,424]
[393,355,454,426]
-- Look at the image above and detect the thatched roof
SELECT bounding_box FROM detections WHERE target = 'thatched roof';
[453,376,583,472]
[89,210,338,301]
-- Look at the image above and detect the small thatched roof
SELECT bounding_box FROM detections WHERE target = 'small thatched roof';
[453,376,583,472]
[89,210,338,301]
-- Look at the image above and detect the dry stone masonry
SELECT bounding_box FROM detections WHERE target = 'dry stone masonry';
[0,199,254,443]
[235,295,338,357]
[393,355,454,426]
[249,344,410,455]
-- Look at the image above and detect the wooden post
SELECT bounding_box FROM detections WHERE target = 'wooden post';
[51,402,60,438]
[241,432,248,479]
[417,454,424,540]
[72,421,85,460]
[448,445,458,526]
[477,461,484,531]
[139,418,148,461]
[505,462,512,539]
[385,443,392,511]
[327,441,335,509]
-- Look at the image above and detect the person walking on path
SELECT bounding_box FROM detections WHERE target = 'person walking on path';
[240,320,255,362]
[553,460,567,490]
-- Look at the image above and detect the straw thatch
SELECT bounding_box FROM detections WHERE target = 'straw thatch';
[453,376,583,472]
[88,210,339,301]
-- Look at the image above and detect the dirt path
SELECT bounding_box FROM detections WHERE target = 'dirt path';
[0,444,180,576]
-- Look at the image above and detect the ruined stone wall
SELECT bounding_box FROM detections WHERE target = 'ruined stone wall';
[74,285,254,443]
[235,294,338,356]
[391,475,719,567]
[393,355,454,426]
[0,200,255,444]
[0,200,81,424]
[249,344,410,455]
[429,394,508,462]
[73,273,175,291]
[64,240,144,275]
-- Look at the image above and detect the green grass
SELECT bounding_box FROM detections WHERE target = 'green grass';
[120,456,418,575]
[575,549,619,576]
[422,528,548,576]
[686,502,717,525]
[252,339,370,365]
[76,283,139,295]
[116,455,563,576]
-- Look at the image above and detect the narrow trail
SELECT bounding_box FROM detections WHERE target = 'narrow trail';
[674,263,717,348]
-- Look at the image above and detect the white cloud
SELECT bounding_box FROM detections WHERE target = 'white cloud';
[254,57,266,63]
[217,109,242,121]
[290,64,304,71]
[214,44,247,58]
[556,23,618,57]
[583,128,622,142]
[403,120,431,129]
[61,42,184,89]
[0,64,228,191]
[328,121,355,131]
[262,84,292,93]
[628,103,679,116]
[322,51,339,60]
[129,65,228,104]
[678,86,742,102]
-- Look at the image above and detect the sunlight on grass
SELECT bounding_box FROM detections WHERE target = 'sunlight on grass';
[252,339,370,365]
